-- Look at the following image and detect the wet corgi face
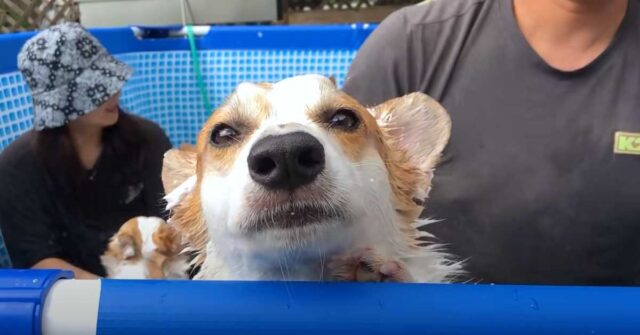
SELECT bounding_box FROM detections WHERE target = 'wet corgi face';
[164,75,452,280]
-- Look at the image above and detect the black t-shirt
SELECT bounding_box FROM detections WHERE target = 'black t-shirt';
[0,113,171,276]
[343,0,640,285]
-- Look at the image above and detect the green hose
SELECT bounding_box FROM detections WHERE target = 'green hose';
[186,25,213,113]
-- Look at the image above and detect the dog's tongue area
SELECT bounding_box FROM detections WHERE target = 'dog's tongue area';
[248,202,345,232]
[281,206,326,223]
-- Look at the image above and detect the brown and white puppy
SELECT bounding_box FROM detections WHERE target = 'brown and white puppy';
[163,74,462,282]
[101,216,190,279]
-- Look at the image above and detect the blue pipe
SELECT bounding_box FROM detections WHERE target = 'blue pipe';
[0,269,72,335]
[2,269,640,335]
[98,280,640,335]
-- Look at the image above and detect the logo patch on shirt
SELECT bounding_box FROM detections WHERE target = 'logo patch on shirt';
[614,132,640,155]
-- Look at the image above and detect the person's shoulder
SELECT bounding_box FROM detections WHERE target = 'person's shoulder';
[0,130,38,169]
[0,131,43,192]
[125,112,170,143]
[123,111,173,158]
[389,0,491,29]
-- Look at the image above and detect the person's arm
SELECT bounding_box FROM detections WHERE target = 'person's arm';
[33,258,100,279]
[342,8,414,106]
[0,162,99,279]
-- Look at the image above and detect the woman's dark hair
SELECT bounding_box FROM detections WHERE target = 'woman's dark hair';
[34,109,145,220]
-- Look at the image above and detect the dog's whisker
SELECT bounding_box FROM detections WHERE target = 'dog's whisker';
[278,258,294,302]
[319,250,326,281]
[278,258,286,281]
[283,254,292,281]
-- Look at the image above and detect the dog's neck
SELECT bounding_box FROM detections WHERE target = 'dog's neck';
[195,207,412,281]
[197,242,334,281]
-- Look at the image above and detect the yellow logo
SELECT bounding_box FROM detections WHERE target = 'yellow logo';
[614,132,640,155]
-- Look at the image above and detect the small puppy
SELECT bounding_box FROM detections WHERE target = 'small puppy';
[101,216,190,279]
[163,74,462,282]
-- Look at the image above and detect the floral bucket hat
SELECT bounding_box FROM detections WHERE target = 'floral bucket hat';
[17,22,133,130]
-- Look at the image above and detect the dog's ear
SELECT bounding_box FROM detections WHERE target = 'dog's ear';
[103,233,136,263]
[162,146,198,210]
[112,218,143,260]
[117,234,137,260]
[328,75,337,86]
[153,221,183,257]
[370,92,451,174]
[163,146,197,194]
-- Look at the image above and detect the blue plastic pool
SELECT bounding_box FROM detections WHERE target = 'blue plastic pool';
[0,24,376,268]
[0,24,375,149]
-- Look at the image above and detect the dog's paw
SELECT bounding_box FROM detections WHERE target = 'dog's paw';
[328,248,413,282]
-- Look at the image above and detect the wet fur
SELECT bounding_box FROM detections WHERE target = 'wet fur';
[164,75,463,282]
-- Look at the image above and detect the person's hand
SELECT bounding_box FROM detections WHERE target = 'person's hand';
[32,257,101,279]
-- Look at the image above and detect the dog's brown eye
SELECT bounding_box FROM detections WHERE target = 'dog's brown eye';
[211,124,241,147]
[327,108,360,131]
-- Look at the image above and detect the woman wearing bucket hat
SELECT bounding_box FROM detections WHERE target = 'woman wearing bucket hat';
[0,23,172,279]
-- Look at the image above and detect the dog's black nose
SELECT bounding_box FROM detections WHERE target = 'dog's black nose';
[248,132,325,190]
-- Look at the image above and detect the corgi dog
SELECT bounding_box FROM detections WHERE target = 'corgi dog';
[163,74,462,282]
[100,216,190,279]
